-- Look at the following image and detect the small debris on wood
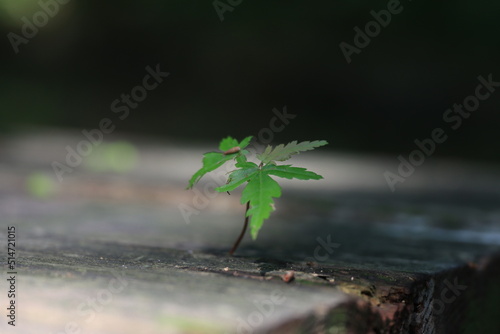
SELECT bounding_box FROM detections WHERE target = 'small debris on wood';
[223,267,229,272]
[282,271,295,283]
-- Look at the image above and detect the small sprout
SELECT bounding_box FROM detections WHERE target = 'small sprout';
[187,136,328,255]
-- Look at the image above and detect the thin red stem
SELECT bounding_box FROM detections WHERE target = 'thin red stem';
[229,201,250,256]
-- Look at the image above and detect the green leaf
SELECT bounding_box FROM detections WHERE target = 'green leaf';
[187,136,253,189]
[241,172,282,240]
[238,136,253,150]
[258,140,328,164]
[235,161,258,169]
[219,137,239,151]
[187,152,233,189]
[215,162,259,192]
[235,152,248,164]
[263,164,323,180]
[219,136,253,152]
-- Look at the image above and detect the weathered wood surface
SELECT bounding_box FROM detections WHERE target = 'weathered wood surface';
[1,131,500,333]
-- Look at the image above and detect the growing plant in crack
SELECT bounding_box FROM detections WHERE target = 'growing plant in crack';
[187,136,328,255]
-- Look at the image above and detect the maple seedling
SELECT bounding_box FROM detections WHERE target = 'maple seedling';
[187,136,328,255]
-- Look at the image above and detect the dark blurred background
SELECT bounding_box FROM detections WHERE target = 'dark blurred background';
[1,0,499,161]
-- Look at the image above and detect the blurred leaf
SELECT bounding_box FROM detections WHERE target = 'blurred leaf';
[26,172,55,199]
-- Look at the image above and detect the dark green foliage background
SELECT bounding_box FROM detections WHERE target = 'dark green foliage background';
[1,0,499,161]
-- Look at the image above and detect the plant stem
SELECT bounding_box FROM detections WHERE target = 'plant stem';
[229,201,250,256]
